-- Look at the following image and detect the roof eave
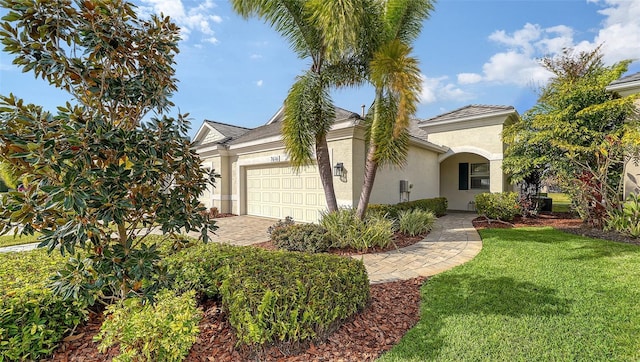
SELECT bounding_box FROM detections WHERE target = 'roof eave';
[420,109,517,128]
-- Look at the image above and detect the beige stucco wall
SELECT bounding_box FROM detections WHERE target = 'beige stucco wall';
[440,153,495,210]
[369,145,440,205]
[427,123,504,157]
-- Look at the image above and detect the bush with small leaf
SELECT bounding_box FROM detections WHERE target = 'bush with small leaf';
[475,192,521,221]
[267,216,295,236]
[163,241,237,299]
[321,208,394,251]
[0,250,87,361]
[271,223,331,253]
[220,248,369,349]
[95,289,201,362]
[605,193,640,238]
[398,209,436,236]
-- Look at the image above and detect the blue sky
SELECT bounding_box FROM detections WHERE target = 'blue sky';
[1,0,639,139]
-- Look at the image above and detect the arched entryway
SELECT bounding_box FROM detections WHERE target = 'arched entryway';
[439,150,507,211]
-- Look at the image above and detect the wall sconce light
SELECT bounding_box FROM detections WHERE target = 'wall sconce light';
[333,162,345,177]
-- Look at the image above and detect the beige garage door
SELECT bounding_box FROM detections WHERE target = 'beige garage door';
[246,164,326,223]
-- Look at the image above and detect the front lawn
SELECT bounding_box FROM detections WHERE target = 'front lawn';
[0,233,38,248]
[380,227,640,361]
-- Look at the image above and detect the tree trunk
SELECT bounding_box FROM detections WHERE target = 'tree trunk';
[316,132,339,212]
[356,142,378,219]
[356,88,384,220]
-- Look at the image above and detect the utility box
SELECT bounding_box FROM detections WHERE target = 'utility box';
[400,180,410,193]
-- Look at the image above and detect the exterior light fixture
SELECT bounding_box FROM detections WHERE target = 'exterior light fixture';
[333,162,345,177]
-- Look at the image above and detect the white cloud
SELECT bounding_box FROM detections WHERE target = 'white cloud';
[256,80,264,87]
[139,0,222,44]
[592,0,640,63]
[250,54,263,60]
[457,73,483,85]
[481,51,553,86]
[420,75,474,104]
[459,0,639,89]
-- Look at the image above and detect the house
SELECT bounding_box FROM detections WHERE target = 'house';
[606,72,640,198]
[194,104,518,222]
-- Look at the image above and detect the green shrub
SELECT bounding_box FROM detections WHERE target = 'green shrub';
[95,289,201,362]
[219,249,369,348]
[267,216,295,236]
[605,193,640,238]
[475,192,521,221]
[366,204,398,219]
[396,197,448,217]
[368,197,447,220]
[0,250,87,361]
[163,242,237,298]
[320,208,394,251]
[271,223,331,253]
[398,209,436,236]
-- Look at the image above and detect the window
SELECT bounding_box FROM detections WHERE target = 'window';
[470,163,490,190]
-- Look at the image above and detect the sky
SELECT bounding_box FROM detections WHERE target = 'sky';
[1,0,639,139]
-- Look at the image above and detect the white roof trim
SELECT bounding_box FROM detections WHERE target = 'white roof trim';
[265,107,284,125]
[438,146,503,162]
[606,80,640,95]
[421,109,516,129]
[192,121,215,144]
[408,137,448,153]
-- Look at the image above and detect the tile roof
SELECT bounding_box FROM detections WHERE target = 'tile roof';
[420,104,515,124]
[609,71,640,86]
[229,106,361,145]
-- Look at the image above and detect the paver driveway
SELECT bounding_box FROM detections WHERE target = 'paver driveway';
[0,213,483,285]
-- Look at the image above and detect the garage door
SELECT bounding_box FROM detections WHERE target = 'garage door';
[246,164,327,223]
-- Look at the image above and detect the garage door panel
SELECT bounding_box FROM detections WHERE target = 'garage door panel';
[246,164,326,223]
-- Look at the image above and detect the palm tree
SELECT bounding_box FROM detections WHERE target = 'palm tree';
[231,0,371,212]
[355,0,433,220]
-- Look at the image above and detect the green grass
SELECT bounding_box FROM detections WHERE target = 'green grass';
[0,233,39,248]
[379,227,640,361]
[548,192,571,213]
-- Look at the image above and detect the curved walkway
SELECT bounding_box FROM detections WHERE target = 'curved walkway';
[0,213,483,285]
[357,212,482,284]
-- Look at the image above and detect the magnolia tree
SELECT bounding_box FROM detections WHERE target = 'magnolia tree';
[0,0,217,303]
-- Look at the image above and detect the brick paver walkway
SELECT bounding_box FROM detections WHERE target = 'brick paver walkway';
[0,213,482,285]
[357,212,482,284]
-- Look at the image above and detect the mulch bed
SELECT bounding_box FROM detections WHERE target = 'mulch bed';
[252,231,426,255]
[49,213,639,361]
[49,277,425,362]
[472,212,640,246]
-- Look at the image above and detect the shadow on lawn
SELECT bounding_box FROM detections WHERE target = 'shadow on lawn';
[399,273,572,360]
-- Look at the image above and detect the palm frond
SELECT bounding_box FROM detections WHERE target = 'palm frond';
[231,0,321,60]
[370,39,421,137]
[282,71,335,169]
[384,0,434,44]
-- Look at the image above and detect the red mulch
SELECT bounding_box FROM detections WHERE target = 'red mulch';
[253,231,425,255]
[472,212,640,246]
[48,277,425,362]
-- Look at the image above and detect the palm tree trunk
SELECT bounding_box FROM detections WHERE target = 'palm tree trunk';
[356,142,379,219]
[316,132,339,212]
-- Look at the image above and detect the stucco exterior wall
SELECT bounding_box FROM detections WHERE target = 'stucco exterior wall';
[440,153,493,210]
[427,122,504,156]
[370,145,440,205]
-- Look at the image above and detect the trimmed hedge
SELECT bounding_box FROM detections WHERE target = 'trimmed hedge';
[220,248,369,347]
[0,250,87,361]
[165,243,370,349]
[368,197,448,219]
[475,192,521,221]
